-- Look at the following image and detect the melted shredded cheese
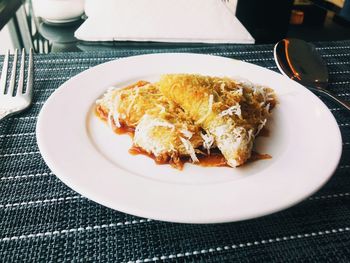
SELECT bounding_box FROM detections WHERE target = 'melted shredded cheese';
[256,118,267,136]
[220,82,226,92]
[112,94,121,128]
[126,88,140,117]
[150,119,175,130]
[134,115,175,157]
[266,91,275,103]
[236,78,253,89]
[253,86,269,103]
[231,126,245,141]
[213,124,230,139]
[95,86,116,108]
[196,94,213,125]
[200,132,214,154]
[157,104,166,114]
[107,111,113,128]
[219,103,242,118]
[247,129,254,142]
[231,86,243,96]
[180,129,193,139]
[180,137,199,163]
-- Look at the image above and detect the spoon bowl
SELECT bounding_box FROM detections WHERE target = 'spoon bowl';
[274,38,350,111]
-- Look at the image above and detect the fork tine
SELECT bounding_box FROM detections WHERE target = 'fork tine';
[25,48,34,98]
[17,49,25,95]
[0,50,10,94]
[7,49,18,96]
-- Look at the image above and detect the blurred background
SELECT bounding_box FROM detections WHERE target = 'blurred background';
[0,0,350,54]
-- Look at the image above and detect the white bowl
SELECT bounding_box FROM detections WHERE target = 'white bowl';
[32,0,85,23]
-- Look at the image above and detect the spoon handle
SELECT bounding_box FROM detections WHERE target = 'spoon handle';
[308,87,350,112]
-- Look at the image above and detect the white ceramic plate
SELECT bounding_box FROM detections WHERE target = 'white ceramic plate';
[36,53,342,224]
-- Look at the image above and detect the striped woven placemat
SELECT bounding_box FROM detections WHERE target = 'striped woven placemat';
[0,41,349,262]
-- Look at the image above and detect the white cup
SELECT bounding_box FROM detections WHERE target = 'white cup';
[32,0,85,23]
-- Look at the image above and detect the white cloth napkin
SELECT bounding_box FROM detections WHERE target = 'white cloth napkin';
[75,0,254,44]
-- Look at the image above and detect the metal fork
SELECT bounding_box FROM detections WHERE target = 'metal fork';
[0,48,34,121]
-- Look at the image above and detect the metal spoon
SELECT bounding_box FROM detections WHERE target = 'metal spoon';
[274,38,350,111]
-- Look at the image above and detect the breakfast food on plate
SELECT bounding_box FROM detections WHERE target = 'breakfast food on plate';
[95,80,204,169]
[95,74,277,169]
[158,74,276,167]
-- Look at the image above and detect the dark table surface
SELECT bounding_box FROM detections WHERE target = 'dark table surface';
[0,39,349,262]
